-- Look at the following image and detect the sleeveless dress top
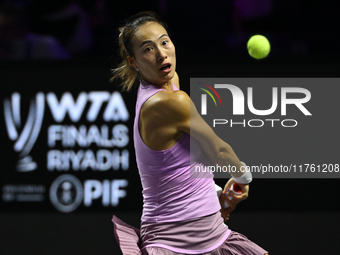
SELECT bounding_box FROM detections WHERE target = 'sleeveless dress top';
[134,80,230,253]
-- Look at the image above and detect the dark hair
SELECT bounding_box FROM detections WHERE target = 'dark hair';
[110,11,168,91]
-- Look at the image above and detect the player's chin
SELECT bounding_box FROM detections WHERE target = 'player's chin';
[168,72,176,80]
[159,72,175,82]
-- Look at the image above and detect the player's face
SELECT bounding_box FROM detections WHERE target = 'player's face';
[129,22,176,86]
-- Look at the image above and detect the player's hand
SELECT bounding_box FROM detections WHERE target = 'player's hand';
[219,178,249,221]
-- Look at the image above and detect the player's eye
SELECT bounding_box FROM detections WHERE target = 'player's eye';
[144,46,152,52]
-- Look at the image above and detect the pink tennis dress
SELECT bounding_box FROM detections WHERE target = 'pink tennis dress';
[112,80,268,255]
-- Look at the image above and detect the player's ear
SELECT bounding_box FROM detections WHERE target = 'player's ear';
[127,56,138,70]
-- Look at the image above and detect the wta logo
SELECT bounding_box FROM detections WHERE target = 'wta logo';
[4,93,45,172]
[197,82,222,115]
[3,91,129,172]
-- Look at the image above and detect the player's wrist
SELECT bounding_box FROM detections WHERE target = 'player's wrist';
[232,161,252,184]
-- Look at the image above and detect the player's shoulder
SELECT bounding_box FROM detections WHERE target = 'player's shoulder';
[143,89,190,117]
[154,89,189,108]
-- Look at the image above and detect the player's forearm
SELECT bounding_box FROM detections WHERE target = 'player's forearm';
[206,142,245,178]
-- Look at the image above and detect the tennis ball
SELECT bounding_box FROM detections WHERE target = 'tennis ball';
[247,35,270,59]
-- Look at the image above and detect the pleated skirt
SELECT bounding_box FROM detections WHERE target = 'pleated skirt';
[112,215,268,255]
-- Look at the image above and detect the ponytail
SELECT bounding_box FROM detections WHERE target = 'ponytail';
[110,27,139,91]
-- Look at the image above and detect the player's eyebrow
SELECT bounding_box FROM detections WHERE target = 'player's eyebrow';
[139,34,168,48]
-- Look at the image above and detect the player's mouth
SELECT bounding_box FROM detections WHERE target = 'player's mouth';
[159,63,172,73]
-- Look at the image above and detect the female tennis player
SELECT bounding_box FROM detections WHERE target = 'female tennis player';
[111,11,268,255]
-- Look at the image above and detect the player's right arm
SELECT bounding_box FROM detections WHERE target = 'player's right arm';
[168,90,245,178]
[155,89,249,220]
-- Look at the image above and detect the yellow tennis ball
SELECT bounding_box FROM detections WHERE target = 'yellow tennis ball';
[247,35,270,59]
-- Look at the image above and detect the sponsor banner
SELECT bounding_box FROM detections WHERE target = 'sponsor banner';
[190,78,340,178]
[0,65,141,213]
